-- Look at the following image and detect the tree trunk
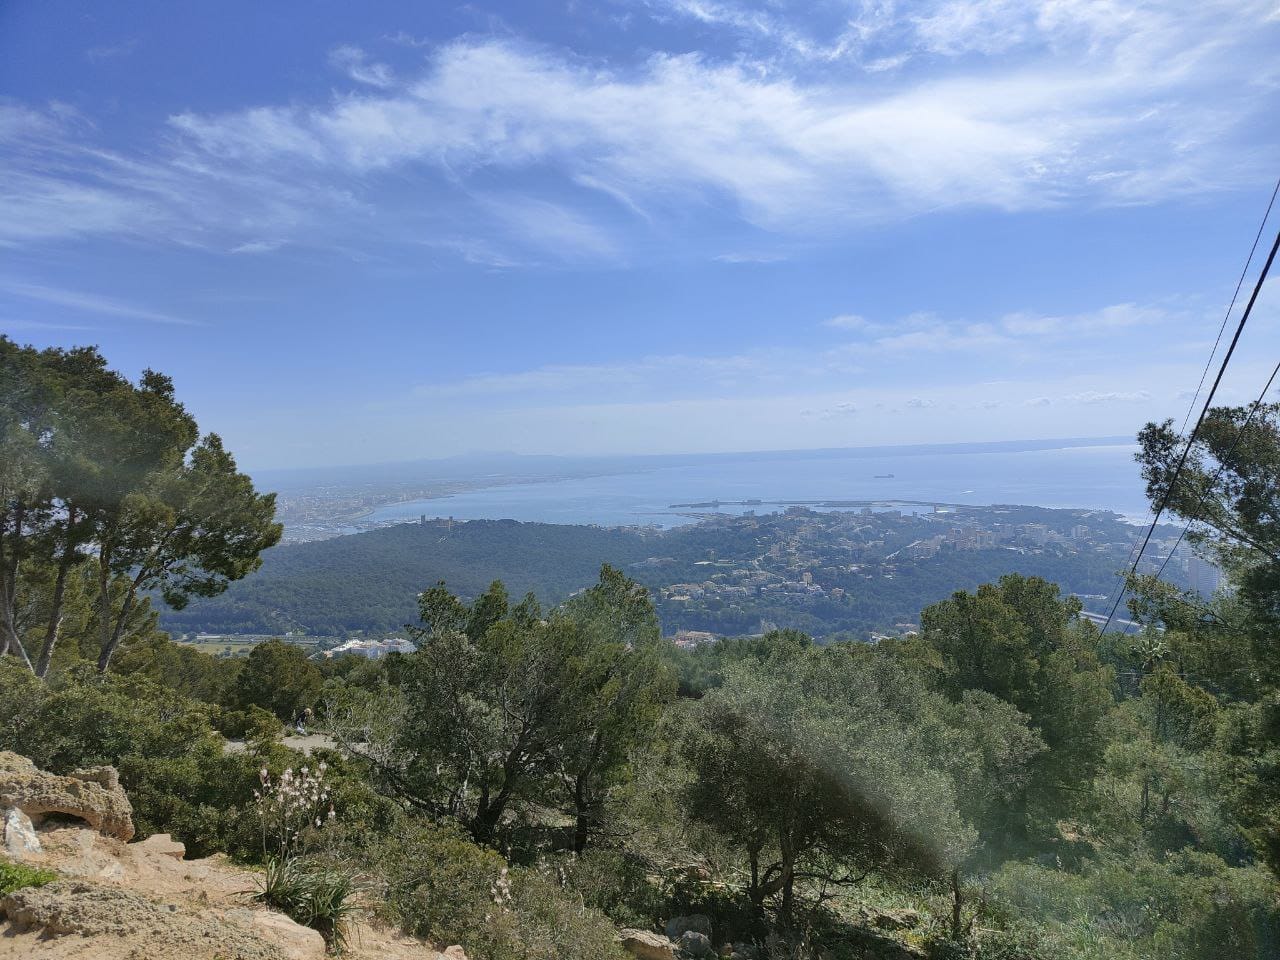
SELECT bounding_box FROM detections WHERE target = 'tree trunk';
[96,553,112,672]
[96,561,136,675]
[36,508,77,678]
[950,869,963,941]
[0,604,33,671]
[0,501,32,671]
[776,842,797,926]
[571,773,593,853]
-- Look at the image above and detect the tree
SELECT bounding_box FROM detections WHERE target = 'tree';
[393,570,675,848]
[0,339,55,669]
[0,338,281,676]
[1137,406,1280,684]
[234,639,322,720]
[912,574,1114,840]
[94,428,282,673]
[556,565,676,851]
[396,579,588,842]
[682,643,970,923]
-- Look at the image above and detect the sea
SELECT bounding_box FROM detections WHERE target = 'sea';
[365,440,1151,530]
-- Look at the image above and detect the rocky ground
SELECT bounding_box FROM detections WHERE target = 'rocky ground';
[0,752,462,960]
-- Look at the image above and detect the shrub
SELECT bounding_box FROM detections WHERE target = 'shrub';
[376,819,627,960]
[256,856,359,950]
[378,820,508,948]
[558,848,665,930]
[0,859,57,896]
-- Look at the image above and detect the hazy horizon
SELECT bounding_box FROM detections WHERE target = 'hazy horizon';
[249,433,1136,480]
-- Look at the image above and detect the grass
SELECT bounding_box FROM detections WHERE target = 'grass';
[0,859,57,896]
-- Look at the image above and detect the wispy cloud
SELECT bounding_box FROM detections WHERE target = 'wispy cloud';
[823,313,873,330]
[231,239,287,254]
[0,281,196,325]
[714,251,786,264]
[1,317,97,332]
[86,39,139,63]
[1,2,1274,260]
[328,45,395,88]
[407,299,1184,406]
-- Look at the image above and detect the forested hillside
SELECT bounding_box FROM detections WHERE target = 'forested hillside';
[158,519,662,635]
[162,506,1160,639]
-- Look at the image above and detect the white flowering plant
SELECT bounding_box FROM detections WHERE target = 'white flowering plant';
[254,761,336,861]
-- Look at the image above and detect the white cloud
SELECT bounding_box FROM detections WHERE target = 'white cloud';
[0,280,195,325]
[231,239,286,254]
[823,313,873,330]
[1,3,1275,256]
[1061,390,1153,404]
[328,45,396,88]
[1000,302,1166,336]
[714,251,786,263]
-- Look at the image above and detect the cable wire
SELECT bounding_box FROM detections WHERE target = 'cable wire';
[1095,177,1280,628]
[1151,357,1280,584]
[1100,224,1280,634]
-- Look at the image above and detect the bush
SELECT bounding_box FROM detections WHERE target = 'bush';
[558,848,665,930]
[986,854,1280,960]
[0,859,57,896]
[256,856,359,950]
[378,820,508,948]
[376,820,627,960]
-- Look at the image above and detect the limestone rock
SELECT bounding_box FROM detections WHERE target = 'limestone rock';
[244,909,327,960]
[441,947,469,960]
[0,880,283,958]
[620,928,678,960]
[0,751,134,841]
[3,807,41,857]
[136,832,187,859]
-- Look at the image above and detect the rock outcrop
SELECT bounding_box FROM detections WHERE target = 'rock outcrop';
[1,879,304,959]
[0,752,134,841]
[0,753,459,960]
[620,927,678,960]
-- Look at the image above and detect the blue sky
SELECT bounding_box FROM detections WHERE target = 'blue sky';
[3,0,1279,470]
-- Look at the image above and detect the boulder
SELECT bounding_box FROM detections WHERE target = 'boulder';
[135,833,187,860]
[441,947,470,960]
[620,928,678,960]
[678,929,715,958]
[666,913,712,941]
[0,751,134,841]
[3,807,41,857]
[244,909,327,960]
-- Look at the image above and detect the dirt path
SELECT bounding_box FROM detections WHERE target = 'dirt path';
[223,732,340,755]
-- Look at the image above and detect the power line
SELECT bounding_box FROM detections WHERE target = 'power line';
[1151,356,1280,585]
[1177,178,1280,436]
[1095,177,1280,628]
[1100,223,1280,635]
